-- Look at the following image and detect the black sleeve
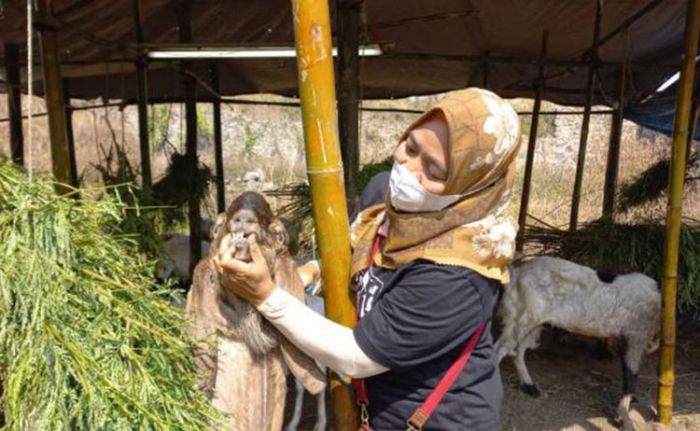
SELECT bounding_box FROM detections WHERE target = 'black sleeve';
[350,171,390,222]
[353,263,494,370]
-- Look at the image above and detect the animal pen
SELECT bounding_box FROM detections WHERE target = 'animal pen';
[1,0,699,429]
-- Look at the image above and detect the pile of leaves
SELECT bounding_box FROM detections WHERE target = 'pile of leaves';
[0,161,218,430]
[524,218,700,312]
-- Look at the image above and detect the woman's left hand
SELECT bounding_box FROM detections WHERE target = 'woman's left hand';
[213,235,277,307]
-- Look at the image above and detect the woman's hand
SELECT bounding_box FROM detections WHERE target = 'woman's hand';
[214,235,277,307]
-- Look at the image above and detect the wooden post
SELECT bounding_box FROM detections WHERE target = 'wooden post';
[176,0,202,272]
[132,0,152,199]
[5,44,24,166]
[291,0,358,429]
[603,67,626,218]
[569,0,602,233]
[337,1,361,207]
[516,31,548,251]
[35,0,72,193]
[210,62,226,213]
[63,78,78,187]
[658,0,700,423]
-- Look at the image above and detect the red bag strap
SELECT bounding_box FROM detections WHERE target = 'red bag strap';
[406,322,487,430]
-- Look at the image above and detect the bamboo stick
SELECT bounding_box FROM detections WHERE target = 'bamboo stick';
[210,62,226,213]
[603,66,626,218]
[516,31,548,251]
[36,0,72,194]
[5,44,24,166]
[132,0,152,200]
[658,0,700,423]
[569,0,602,233]
[337,2,361,208]
[290,0,359,429]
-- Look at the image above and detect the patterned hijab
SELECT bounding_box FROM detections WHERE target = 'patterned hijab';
[349,88,521,283]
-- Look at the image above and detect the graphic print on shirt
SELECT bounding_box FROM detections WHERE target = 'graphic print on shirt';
[355,266,385,319]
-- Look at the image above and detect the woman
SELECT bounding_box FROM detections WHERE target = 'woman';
[215,88,521,430]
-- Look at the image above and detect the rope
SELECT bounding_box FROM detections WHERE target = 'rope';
[26,0,33,179]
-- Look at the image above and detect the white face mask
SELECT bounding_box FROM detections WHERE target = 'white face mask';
[389,162,461,213]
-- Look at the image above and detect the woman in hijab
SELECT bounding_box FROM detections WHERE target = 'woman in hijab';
[216,88,521,430]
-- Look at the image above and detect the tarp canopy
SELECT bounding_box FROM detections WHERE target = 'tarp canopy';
[625,63,700,140]
[0,0,690,107]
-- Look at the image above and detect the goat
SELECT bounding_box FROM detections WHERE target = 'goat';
[495,256,660,428]
[186,195,325,430]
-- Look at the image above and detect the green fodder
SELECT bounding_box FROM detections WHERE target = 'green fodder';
[524,219,700,312]
[0,162,218,430]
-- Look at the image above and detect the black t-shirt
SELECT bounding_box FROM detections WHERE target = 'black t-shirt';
[351,172,503,430]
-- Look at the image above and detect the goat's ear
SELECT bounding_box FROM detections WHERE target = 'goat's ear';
[268,218,290,254]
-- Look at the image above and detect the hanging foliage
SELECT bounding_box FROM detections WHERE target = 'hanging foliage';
[0,161,218,430]
[523,218,700,312]
[152,153,214,228]
[618,152,699,213]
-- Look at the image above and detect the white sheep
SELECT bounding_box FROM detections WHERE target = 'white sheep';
[495,256,660,427]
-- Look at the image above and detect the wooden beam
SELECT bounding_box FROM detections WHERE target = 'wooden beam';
[63,78,79,187]
[132,0,152,200]
[516,31,548,251]
[176,0,202,273]
[337,2,361,207]
[602,67,626,218]
[36,0,72,194]
[4,43,24,166]
[210,62,226,213]
[658,0,700,424]
[569,0,602,233]
[291,0,358,429]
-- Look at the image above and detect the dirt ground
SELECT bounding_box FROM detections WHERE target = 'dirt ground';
[286,322,700,431]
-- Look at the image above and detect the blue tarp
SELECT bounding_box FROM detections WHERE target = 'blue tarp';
[625,67,700,141]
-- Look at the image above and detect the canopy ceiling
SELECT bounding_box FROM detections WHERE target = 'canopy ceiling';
[0,0,690,107]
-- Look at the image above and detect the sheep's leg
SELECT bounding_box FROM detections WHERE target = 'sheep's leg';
[621,336,645,397]
[616,336,647,431]
[616,394,635,431]
[313,390,327,431]
[514,327,541,397]
[495,317,521,363]
[285,378,305,431]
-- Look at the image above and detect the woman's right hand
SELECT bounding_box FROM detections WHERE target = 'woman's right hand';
[214,234,277,307]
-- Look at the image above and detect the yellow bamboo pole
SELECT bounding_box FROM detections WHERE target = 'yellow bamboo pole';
[657,0,700,425]
[290,0,359,429]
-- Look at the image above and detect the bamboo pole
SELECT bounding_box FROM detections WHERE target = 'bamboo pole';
[569,0,602,233]
[516,31,548,251]
[658,0,700,423]
[602,66,627,218]
[176,0,202,272]
[62,78,78,187]
[5,43,24,166]
[210,62,226,213]
[337,1,361,208]
[290,0,358,429]
[35,0,72,194]
[132,0,152,200]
